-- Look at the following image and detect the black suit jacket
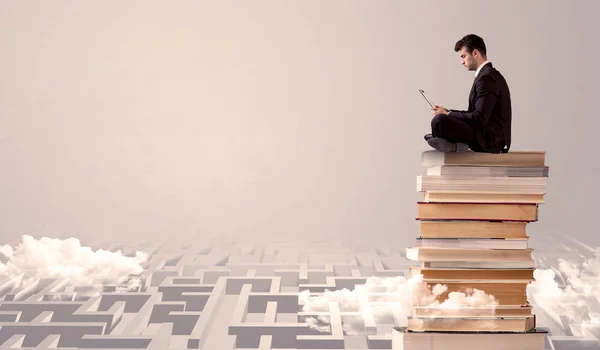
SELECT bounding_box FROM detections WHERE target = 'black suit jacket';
[448,62,512,153]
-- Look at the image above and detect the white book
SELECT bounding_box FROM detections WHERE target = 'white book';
[415,238,528,250]
[393,326,547,350]
[416,175,547,193]
[426,165,549,177]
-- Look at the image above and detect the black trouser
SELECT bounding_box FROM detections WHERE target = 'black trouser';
[431,113,484,152]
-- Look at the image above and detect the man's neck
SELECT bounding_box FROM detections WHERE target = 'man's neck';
[475,59,490,76]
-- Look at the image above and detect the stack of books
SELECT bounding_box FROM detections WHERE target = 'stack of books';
[393,150,550,350]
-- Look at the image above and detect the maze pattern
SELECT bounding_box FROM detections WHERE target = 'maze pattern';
[0,235,599,349]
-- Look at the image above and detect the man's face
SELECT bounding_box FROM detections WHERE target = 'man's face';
[459,47,478,71]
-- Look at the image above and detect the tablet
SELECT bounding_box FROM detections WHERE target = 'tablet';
[418,89,435,108]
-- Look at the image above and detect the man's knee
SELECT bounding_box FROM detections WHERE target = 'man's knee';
[431,113,452,128]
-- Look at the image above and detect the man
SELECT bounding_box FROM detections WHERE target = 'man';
[425,34,511,153]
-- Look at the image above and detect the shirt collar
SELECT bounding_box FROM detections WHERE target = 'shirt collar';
[475,60,491,77]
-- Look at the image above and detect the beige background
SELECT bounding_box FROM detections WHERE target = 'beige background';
[0,0,597,246]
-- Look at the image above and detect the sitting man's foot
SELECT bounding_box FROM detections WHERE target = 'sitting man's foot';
[424,133,434,141]
[427,137,468,152]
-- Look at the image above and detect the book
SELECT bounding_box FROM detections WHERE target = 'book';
[421,260,536,269]
[406,247,533,262]
[416,202,539,221]
[421,150,546,167]
[407,315,536,332]
[412,304,533,317]
[416,175,547,193]
[410,266,535,280]
[392,326,548,350]
[423,191,545,204]
[414,237,528,249]
[426,165,549,177]
[418,221,528,239]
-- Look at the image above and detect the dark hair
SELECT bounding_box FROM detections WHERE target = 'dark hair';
[454,34,487,56]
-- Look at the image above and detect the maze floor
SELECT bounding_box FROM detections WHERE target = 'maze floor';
[0,234,599,349]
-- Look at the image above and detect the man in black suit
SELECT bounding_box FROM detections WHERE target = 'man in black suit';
[425,34,511,153]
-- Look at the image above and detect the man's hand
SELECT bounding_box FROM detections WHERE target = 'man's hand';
[431,105,450,116]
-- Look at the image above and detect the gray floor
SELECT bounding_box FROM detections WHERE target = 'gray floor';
[0,233,598,349]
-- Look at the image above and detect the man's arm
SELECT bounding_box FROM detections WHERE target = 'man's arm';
[447,75,499,126]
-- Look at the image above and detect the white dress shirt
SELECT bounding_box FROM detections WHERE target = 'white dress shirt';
[475,60,491,77]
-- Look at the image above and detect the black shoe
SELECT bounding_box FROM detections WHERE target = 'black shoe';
[427,137,469,152]
[424,133,434,141]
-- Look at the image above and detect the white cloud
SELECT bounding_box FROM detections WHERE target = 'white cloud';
[530,252,600,326]
[0,235,148,293]
[299,274,498,335]
[301,251,600,335]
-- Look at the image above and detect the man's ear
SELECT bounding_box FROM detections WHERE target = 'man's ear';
[472,49,479,58]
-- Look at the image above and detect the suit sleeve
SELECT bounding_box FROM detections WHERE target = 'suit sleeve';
[448,75,499,127]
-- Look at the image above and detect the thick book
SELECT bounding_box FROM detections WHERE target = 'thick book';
[414,237,528,249]
[406,315,536,332]
[412,304,533,317]
[419,221,528,239]
[421,150,546,167]
[406,246,533,262]
[421,260,536,269]
[392,326,547,350]
[409,266,535,280]
[423,191,545,204]
[426,165,549,177]
[416,175,547,193]
[416,202,539,221]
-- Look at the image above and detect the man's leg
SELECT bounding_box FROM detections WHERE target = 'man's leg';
[431,113,475,143]
[428,113,476,151]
